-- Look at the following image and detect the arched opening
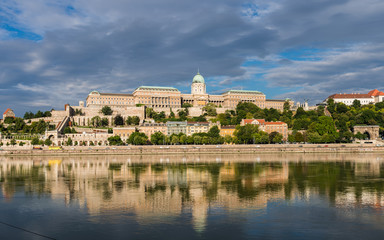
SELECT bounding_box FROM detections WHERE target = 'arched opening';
[364,131,371,140]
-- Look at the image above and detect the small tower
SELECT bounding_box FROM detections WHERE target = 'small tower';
[191,71,206,95]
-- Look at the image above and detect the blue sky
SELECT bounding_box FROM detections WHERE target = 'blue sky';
[1,0,384,116]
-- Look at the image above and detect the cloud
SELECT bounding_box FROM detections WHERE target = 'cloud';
[268,44,384,103]
[1,0,384,115]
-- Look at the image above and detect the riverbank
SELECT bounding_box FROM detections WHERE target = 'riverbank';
[1,143,383,156]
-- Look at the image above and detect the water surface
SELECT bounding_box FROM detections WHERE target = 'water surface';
[1,153,384,239]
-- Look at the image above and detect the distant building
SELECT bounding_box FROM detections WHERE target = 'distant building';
[3,108,15,120]
[326,89,384,106]
[219,125,236,137]
[113,127,136,141]
[166,121,188,136]
[139,122,167,137]
[186,122,209,136]
[265,99,293,111]
[241,119,288,141]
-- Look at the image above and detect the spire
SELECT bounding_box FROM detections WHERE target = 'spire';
[197,67,200,75]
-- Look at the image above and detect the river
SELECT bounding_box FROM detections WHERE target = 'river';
[1,153,384,239]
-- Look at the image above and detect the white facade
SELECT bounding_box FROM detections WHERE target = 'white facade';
[333,97,374,106]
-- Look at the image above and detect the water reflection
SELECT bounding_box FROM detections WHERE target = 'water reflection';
[1,153,384,234]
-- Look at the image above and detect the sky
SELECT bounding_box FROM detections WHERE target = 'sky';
[1,0,384,116]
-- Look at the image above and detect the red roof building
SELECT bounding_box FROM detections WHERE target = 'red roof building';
[327,89,384,106]
[3,108,15,120]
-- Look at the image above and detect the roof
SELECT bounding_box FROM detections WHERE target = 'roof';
[264,122,287,125]
[328,93,372,99]
[187,121,209,125]
[243,119,265,125]
[99,93,133,96]
[222,90,264,95]
[135,86,180,92]
[3,108,12,115]
[368,89,384,96]
[265,99,287,102]
[243,119,286,125]
[192,72,205,84]
[166,121,187,125]
[221,125,236,129]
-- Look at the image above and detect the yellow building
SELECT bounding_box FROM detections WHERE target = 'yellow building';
[220,126,236,137]
[113,127,136,141]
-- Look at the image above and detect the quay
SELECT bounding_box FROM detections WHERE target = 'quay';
[0,143,383,156]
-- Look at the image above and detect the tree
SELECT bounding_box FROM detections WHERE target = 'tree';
[171,135,180,145]
[270,132,283,143]
[114,115,124,126]
[294,107,307,119]
[208,126,220,138]
[64,126,72,134]
[44,111,52,117]
[101,106,113,115]
[31,137,40,145]
[182,103,193,108]
[127,132,148,145]
[66,137,73,146]
[234,124,259,144]
[44,139,52,146]
[193,136,202,144]
[91,116,101,127]
[352,100,361,109]
[178,109,188,120]
[24,111,35,119]
[151,132,166,145]
[10,139,16,146]
[336,102,348,114]
[4,117,15,124]
[224,135,232,144]
[180,135,187,144]
[295,132,305,142]
[108,135,123,145]
[126,117,132,125]
[101,117,109,127]
[203,103,217,116]
[132,116,140,125]
[283,100,291,111]
[327,98,336,114]
[35,110,44,118]
[146,108,156,118]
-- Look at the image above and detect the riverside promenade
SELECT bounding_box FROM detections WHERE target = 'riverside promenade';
[0,143,383,156]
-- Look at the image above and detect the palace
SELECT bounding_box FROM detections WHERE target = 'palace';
[86,71,291,111]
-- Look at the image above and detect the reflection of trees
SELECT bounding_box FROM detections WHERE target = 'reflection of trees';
[1,165,47,199]
[222,163,283,200]
[128,164,148,185]
[284,162,384,204]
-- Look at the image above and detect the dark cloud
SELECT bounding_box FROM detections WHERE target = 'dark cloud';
[1,0,384,115]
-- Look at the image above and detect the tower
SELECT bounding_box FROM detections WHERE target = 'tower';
[191,71,206,95]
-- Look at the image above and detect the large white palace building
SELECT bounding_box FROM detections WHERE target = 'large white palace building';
[86,72,291,111]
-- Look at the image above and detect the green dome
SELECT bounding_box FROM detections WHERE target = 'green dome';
[192,72,205,83]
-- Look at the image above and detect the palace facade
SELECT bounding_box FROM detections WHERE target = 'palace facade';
[86,72,291,110]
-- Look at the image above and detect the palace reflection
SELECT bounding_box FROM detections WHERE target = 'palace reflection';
[1,153,384,232]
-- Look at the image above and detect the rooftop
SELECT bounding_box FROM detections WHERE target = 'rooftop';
[328,93,372,99]
[135,86,180,92]
[222,89,264,95]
